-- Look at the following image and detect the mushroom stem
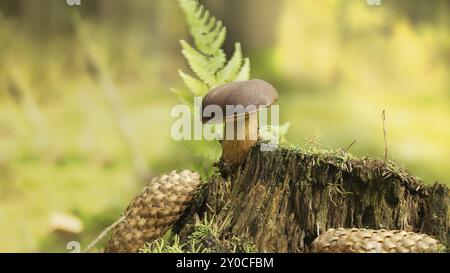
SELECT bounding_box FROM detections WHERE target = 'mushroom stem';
[221,113,258,164]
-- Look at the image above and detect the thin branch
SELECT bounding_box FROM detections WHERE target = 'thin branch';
[83,215,125,253]
[343,140,357,153]
[382,110,388,164]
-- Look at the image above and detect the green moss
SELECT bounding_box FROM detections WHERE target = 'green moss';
[140,235,185,253]
[140,213,259,253]
[228,236,258,253]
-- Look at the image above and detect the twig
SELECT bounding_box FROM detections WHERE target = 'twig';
[343,140,357,153]
[382,110,388,164]
[83,215,125,253]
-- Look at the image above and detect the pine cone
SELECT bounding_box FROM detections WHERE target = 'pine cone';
[311,228,443,253]
[105,170,201,253]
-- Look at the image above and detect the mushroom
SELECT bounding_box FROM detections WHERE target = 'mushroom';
[201,79,279,164]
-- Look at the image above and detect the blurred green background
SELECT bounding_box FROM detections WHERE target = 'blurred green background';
[0,0,448,252]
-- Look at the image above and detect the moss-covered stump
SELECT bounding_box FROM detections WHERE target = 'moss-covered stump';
[175,144,449,252]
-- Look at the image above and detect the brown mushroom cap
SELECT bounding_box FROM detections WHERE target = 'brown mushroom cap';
[201,79,279,123]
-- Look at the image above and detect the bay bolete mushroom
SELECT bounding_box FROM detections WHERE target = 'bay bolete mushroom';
[201,79,279,164]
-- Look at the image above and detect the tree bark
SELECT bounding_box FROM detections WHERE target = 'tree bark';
[175,144,449,252]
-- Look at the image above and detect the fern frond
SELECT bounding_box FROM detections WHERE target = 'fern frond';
[178,0,252,90]
[206,49,226,78]
[179,0,226,56]
[179,70,208,97]
[170,88,194,108]
[208,23,227,54]
[217,43,243,84]
[180,40,216,86]
[235,58,251,81]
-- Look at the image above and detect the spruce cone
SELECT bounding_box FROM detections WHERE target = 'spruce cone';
[312,228,443,253]
[105,170,201,253]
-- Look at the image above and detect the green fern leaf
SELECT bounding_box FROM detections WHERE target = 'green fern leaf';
[180,40,216,86]
[208,23,226,54]
[170,88,194,108]
[205,16,218,36]
[179,70,208,97]
[235,58,251,81]
[206,49,226,77]
[217,43,243,84]
[179,0,226,56]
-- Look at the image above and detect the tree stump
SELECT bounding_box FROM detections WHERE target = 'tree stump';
[174,144,449,252]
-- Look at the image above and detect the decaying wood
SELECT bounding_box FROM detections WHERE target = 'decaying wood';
[176,144,449,252]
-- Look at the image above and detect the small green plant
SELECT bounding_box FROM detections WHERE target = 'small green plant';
[184,213,220,253]
[140,212,259,253]
[140,235,185,253]
[229,236,258,253]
